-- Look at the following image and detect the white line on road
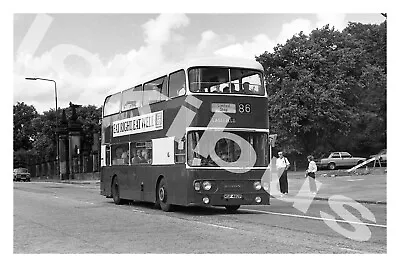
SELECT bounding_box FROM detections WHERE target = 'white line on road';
[240,208,386,228]
[339,247,367,253]
[191,220,235,230]
[131,209,145,213]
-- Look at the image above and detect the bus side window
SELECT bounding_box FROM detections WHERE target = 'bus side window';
[160,77,169,101]
[131,141,152,164]
[103,93,121,116]
[168,70,186,98]
[144,141,153,164]
[144,76,167,105]
[106,145,111,166]
[133,85,143,108]
[112,144,129,165]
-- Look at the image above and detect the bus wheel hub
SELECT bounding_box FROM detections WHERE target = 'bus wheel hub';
[159,188,165,202]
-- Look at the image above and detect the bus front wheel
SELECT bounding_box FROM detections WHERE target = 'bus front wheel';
[225,205,240,212]
[157,179,173,212]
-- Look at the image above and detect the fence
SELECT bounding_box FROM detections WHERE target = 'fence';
[28,152,100,179]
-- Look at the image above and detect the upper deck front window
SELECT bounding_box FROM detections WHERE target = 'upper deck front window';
[188,67,265,96]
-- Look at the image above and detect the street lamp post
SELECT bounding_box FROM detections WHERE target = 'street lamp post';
[25,77,59,177]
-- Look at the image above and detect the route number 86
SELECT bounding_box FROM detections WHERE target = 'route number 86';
[238,103,251,113]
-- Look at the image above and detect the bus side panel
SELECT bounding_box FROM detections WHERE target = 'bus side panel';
[101,166,140,200]
[135,165,188,205]
[117,166,140,200]
[100,166,112,197]
[135,165,157,202]
[165,164,189,206]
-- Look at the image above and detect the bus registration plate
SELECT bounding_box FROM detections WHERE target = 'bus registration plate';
[223,194,242,199]
[211,103,236,113]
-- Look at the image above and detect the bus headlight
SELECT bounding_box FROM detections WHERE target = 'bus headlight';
[255,196,262,203]
[202,181,212,191]
[194,181,201,191]
[203,196,210,204]
[253,181,262,190]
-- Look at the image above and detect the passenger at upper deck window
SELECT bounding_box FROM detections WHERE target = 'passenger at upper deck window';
[243,82,252,94]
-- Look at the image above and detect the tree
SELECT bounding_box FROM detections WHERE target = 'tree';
[31,109,59,160]
[14,102,102,167]
[13,102,38,151]
[257,22,386,158]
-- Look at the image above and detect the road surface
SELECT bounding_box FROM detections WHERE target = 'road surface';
[14,181,386,253]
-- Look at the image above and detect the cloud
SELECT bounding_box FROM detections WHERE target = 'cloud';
[142,13,190,46]
[214,34,275,59]
[14,14,191,113]
[213,14,347,59]
[197,30,218,51]
[276,18,313,45]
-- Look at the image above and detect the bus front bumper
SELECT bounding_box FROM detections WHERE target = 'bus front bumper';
[192,192,270,206]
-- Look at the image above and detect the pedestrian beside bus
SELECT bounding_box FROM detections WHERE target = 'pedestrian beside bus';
[306,155,318,194]
[276,151,290,196]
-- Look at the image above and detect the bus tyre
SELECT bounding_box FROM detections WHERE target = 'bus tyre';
[112,177,124,205]
[157,179,173,212]
[225,205,240,212]
[328,162,336,170]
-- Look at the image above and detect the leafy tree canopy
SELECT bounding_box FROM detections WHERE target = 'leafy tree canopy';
[257,22,386,159]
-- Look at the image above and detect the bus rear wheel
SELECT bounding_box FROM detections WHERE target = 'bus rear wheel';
[157,179,173,212]
[225,205,240,212]
[112,177,124,205]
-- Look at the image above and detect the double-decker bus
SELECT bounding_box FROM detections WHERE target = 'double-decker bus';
[100,57,270,212]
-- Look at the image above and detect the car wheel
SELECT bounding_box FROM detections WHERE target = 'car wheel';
[111,177,124,205]
[225,205,240,212]
[328,163,336,170]
[157,178,173,212]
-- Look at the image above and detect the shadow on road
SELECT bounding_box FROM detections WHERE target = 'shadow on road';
[105,199,259,216]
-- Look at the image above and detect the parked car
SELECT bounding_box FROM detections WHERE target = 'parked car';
[13,168,31,182]
[370,149,387,165]
[315,152,366,170]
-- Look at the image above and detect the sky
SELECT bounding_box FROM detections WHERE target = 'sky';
[13,10,386,113]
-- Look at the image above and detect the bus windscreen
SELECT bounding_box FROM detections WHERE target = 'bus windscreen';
[188,67,265,96]
[187,130,267,167]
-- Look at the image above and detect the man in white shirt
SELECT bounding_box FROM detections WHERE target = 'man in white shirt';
[276,151,290,196]
[306,155,318,194]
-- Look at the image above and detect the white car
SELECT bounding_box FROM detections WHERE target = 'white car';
[315,152,366,170]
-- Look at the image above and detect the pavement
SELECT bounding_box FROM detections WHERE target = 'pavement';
[282,168,387,205]
[29,167,387,205]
